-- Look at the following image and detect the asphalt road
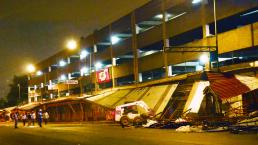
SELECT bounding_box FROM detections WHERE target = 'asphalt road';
[0,122,257,145]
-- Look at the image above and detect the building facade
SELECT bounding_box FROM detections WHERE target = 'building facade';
[28,0,258,103]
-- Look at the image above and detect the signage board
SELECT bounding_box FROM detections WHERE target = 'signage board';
[96,68,111,83]
[65,80,79,85]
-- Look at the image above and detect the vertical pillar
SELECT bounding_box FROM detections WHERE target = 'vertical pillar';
[112,58,117,66]
[93,38,98,92]
[68,73,72,80]
[162,0,169,77]
[28,86,31,103]
[201,0,211,71]
[139,73,143,83]
[109,25,116,88]
[202,24,211,71]
[67,57,71,64]
[93,44,98,53]
[213,0,219,72]
[80,79,83,96]
[135,24,140,35]
[202,24,211,38]
[168,66,172,76]
[78,38,83,96]
[131,12,139,84]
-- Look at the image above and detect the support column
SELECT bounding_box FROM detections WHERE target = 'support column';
[202,24,211,71]
[213,0,219,72]
[201,0,211,71]
[28,86,31,103]
[139,73,143,83]
[67,57,71,64]
[168,66,172,76]
[34,96,38,102]
[109,25,116,88]
[162,0,169,77]
[79,79,83,97]
[202,24,211,38]
[131,12,139,84]
[93,41,98,92]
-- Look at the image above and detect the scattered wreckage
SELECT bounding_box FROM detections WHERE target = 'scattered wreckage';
[115,100,257,134]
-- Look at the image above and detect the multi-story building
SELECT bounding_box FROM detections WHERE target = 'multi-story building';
[28,0,258,103]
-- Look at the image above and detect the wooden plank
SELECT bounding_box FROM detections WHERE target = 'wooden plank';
[80,102,84,121]
[68,103,76,113]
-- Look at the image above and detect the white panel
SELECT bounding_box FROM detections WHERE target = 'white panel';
[184,81,210,113]
[235,75,258,90]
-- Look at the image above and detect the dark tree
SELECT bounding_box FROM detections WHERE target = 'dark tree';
[0,97,7,108]
[5,75,28,107]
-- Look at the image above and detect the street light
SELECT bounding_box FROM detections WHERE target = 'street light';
[27,64,36,73]
[66,39,77,50]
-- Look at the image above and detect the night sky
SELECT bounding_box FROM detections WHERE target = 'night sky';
[0,0,149,97]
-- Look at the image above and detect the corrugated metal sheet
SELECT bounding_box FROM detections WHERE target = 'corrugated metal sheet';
[207,72,250,99]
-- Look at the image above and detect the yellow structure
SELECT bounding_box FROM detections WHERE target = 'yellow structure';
[28,0,258,103]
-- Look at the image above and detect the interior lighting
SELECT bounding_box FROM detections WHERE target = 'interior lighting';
[80,50,89,60]
[59,60,66,67]
[111,36,120,45]
[95,62,103,69]
[199,54,209,65]
[155,13,172,19]
[80,67,88,76]
[36,71,43,76]
[60,74,67,81]
[241,10,258,17]
[192,0,202,4]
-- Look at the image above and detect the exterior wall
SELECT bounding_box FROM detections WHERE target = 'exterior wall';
[218,26,253,54]
[28,21,258,86]
[28,0,258,101]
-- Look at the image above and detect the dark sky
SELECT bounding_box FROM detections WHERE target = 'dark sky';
[0,0,149,97]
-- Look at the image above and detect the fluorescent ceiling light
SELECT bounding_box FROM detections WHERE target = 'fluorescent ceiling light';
[199,54,209,64]
[111,36,120,44]
[169,12,187,20]
[241,10,258,17]
[154,13,172,19]
[95,62,103,69]
[80,50,89,60]
[80,67,88,76]
[59,60,66,67]
[60,74,67,81]
[192,0,202,4]
[36,71,43,76]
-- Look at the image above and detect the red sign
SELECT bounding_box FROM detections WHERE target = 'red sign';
[96,68,111,83]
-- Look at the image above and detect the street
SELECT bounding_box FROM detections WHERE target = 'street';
[0,122,257,145]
